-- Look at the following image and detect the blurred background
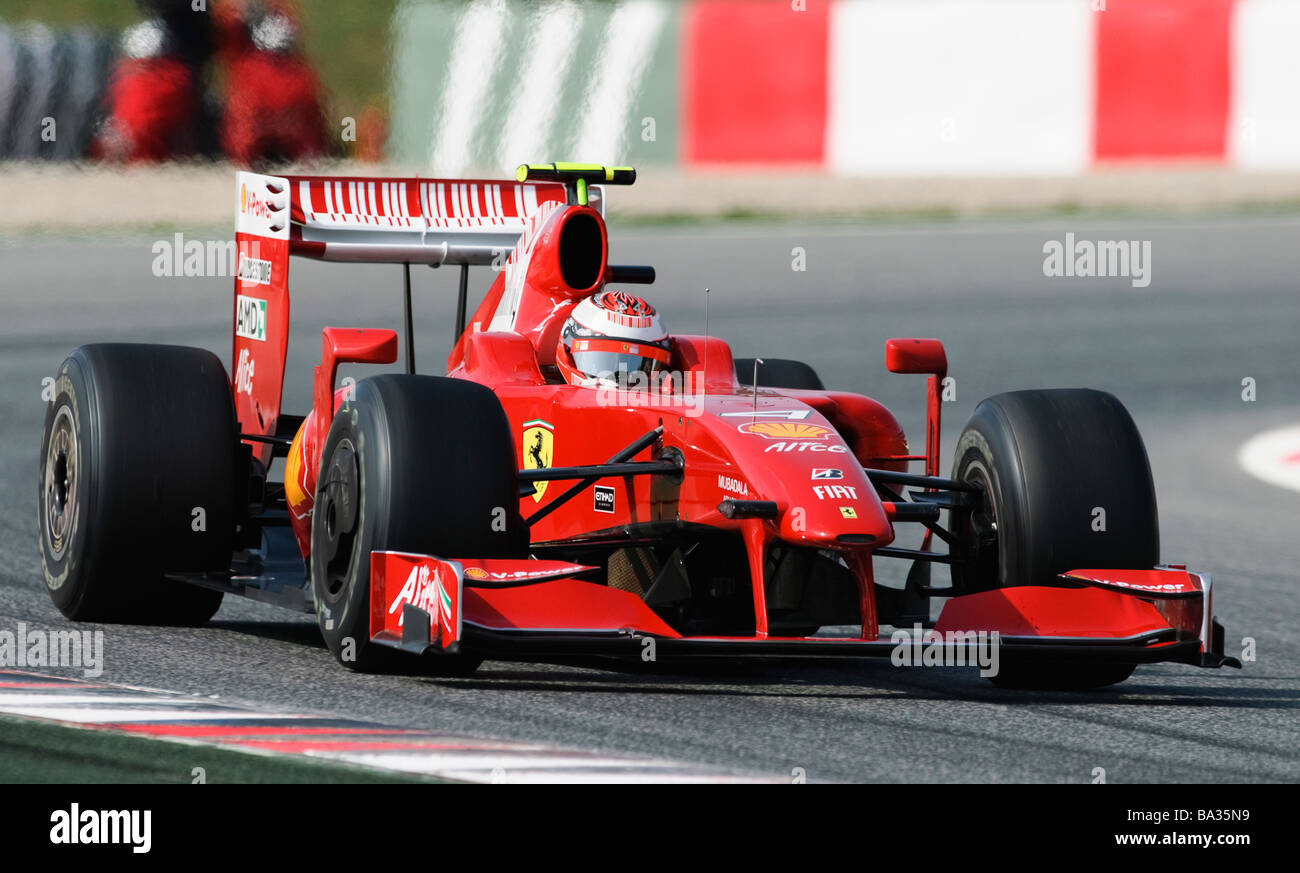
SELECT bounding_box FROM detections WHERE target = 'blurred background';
[3,0,1300,224]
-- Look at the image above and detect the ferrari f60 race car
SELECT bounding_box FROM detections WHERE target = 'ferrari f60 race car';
[38,164,1240,688]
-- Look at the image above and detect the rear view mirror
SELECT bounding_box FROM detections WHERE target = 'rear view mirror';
[885,338,947,376]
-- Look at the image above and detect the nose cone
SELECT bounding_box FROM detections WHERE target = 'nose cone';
[700,397,894,549]
[759,457,893,548]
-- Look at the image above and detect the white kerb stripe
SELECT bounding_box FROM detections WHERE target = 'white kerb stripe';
[497,0,582,169]
[827,0,1091,175]
[430,0,509,174]
[1229,0,1300,169]
[0,706,305,722]
[572,0,668,164]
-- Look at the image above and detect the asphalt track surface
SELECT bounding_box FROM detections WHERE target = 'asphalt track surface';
[2,214,1299,783]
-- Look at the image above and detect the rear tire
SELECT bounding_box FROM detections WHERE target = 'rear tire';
[310,375,526,672]
[38,344,233,625]
[950,389,1156,689]
[734,358,824,390]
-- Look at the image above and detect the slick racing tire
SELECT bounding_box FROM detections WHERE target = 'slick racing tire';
[734,358,824,390]
[950,389,1157,689]
[39,344,234,625]
[310,375,526,673]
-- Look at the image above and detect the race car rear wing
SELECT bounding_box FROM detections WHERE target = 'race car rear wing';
[237,170,579,265]
[232,166,624,459]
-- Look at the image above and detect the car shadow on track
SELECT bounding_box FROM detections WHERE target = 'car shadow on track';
[206,619,324,648]
[422,662,1300,709]
[202,620,1295,709]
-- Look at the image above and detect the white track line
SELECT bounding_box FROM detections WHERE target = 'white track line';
[1237,423,1300,493]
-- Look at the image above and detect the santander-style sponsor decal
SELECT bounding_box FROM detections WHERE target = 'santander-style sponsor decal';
[739,421,830,440]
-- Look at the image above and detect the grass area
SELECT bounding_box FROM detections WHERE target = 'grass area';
[0,716,442,783]
[0,0,397,119]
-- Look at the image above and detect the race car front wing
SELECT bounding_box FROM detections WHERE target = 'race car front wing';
[368,552,1241,671]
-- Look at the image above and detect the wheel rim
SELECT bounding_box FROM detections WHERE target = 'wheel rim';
[964,460,998,541]
[43,405,78,564]
[958,458,1000,590]
[318,439,360,604]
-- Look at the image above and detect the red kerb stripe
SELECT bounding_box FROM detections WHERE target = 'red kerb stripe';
[1094,0,1233,161]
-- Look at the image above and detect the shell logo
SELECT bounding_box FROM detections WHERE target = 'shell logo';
[240,184,247,213]
[738,421,830,440]
[464,566,487,580]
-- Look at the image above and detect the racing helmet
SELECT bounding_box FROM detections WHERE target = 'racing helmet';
[556,291,671,386]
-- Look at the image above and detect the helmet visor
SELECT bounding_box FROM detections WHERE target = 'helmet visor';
[570,338,670,382]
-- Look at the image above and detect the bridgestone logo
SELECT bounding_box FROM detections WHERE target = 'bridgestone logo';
[235,295,267,341]
[238,253,272,285]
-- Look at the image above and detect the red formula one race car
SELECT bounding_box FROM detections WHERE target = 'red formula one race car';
[38,164,1240,688]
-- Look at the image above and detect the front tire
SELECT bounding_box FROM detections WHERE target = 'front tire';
[38,344,233,625]
[950,389,1156,689]
[310,375,526,672]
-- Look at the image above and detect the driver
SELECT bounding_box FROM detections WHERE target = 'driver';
[555,290,672,388]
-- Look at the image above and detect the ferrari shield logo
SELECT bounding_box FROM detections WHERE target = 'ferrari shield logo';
[522,419,554,503]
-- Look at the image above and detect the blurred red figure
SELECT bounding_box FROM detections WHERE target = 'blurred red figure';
[217,1,329,164]
[93,12,210,162]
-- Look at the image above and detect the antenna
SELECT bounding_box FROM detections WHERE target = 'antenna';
[703,287,710,398]
[752,357,764,416]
